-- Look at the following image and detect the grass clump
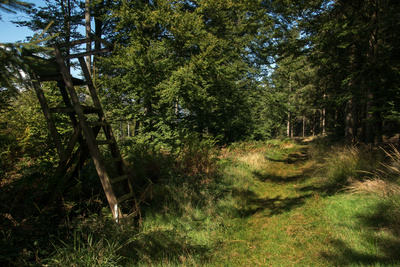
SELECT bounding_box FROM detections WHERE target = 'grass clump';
[309,142,383,192]
[46,230,127,267]
[344,145,400,237]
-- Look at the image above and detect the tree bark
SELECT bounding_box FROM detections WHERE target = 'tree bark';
[365,89,374,145]
[345,98,358,144]
[287,75,292,138]
[62,0,71,71]
[85,0,91,75]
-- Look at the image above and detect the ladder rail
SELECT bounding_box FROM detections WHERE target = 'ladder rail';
[53,43,123,219]
[32,35,134,222]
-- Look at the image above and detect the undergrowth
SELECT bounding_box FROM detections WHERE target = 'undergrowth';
[1,137,400,266]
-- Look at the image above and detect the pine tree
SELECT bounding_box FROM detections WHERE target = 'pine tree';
[303,0,400,144]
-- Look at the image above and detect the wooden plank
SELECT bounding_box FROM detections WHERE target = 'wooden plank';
[117,191,135,204]
[57,36,97,48]
[81,53,125,174]
[24,54,60,77]
[56,141,83,174]
[78,57,103,109]
[64,124,82,160]
[31,77,66,162]
[88,121,110,127]
[50,106,101,114]
[67,125,101,178]
[63,48,111,60]
[39,74,86,85]
[57,35,113,50]
[88,33,114,49]
[50,107,75,113]
[110,175,128,184]
[81,105,102,113]
[104,156,122,165]
[95,139,116,145]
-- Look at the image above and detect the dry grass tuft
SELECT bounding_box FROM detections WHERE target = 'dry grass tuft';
[345,145,400,198]
[237,153,268,170]
[381,144,400,175]
[280,142,295,149]
[345,178,400,198]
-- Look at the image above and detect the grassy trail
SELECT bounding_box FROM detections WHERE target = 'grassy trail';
[210,140,400,266]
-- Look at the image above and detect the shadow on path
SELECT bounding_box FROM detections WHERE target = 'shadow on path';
[236,193,312,218]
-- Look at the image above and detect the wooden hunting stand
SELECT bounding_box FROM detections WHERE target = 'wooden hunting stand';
[30,34,134,222]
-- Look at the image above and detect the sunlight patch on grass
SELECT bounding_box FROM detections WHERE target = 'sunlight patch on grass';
[237,152,269,170]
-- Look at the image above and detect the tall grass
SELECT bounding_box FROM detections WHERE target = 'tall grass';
[309,142,384,192]
[46,230,127,267]
[344,145,400,235]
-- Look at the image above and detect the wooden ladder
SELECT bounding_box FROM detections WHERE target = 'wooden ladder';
[31,34,134,222]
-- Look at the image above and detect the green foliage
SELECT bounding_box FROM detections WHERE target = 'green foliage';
[249,83,287,139]
[0,82,73,167]
[174,133,218,178]
[100,0,267,144]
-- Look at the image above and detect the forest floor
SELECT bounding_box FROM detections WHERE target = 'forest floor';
[2,137,400,266]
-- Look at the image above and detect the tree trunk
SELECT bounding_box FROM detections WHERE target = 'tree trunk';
[366,2,381,145]
[62,0,71,71]
[92,0,105,84]
[345,98,357,144]
[375,111,383,146]
[365,89,374,145]
[322,108,326,135]
[312,116,315,136]
[287,112,292,137]
[85,0,91,74]
[120,121,123,139]
[94,1,104,51]
[287,75,292,138]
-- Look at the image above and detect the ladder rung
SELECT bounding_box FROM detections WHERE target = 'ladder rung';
[50,107,75,113]
[110,175,128,184]
[104,157,123,164]
[88,121,110,127]
[82,105,102,113]
[39,74,86,86]
[50,106,101,114]
[117,191,135,203]
[95,139,116,145]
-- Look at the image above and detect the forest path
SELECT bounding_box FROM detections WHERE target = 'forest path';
[211,140,393,266]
